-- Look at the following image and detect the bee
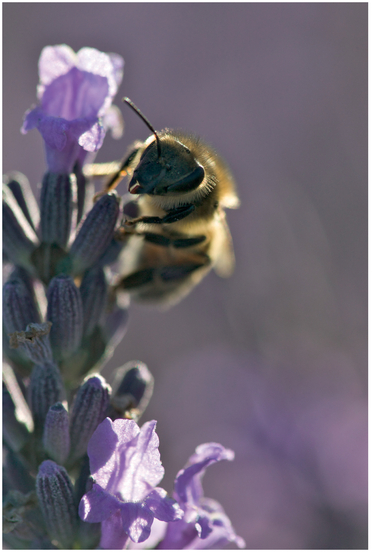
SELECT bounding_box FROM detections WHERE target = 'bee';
[90,98,240,306]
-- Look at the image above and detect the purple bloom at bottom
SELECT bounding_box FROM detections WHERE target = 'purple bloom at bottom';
[78,418,183,546]
[159,443,245,549]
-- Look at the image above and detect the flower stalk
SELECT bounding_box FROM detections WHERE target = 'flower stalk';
[3,43,243,550]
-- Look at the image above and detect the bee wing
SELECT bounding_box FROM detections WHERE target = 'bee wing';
[213,214,236,278]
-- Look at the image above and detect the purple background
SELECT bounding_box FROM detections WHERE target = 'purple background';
[3,3,367,548]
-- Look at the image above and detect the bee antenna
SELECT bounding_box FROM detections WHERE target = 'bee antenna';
[123,97,162,158]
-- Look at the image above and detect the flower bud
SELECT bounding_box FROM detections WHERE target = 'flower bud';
[36,460,77,548]
[69,192,120,275]
[3,171,39,232]
[29,361,65,431]
[97,236,123,266]
[3,385,30,452]
[3,186,39,270]
[9,322,53,364]
[104,301,130,349]
[68,375,111,463]
[3,363,33,451]
[80,266,108,337]
[109,360,154,420]
[46,274,83,361]
[40,172,75,247]
[43,403,70,465]
[3,276,41,335]
[3,448,35,495]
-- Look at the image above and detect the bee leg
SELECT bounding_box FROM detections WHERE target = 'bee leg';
[124,205,195,228]
[119,259,210,292]
[159,262,209,281]
[162,204,196,224]
[142,233,206,249]
[93,147,141,202]
[172,235,206,248]
[118,268,155,289]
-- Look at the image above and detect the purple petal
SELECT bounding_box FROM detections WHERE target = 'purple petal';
[76,47,124,114]
[103,104,124,139]
[188,508,246,550]
[122,420,165,501]
[78,120,106,152]
[120,502,154,543]
[78,483,121,523]
[87,417,122,485]
[108,53,125,88]
[41,67,109,120]
[100,509,130,550]
[128,519,167,550]
[21,106,43,133]
[195,513,212,539]
[38,44,76,93]
[159,519,198,550]
[174,443,234,506]
[144,487,184,522]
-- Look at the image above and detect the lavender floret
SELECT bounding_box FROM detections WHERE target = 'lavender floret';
[29,361,65,432]
[36,460,77,548]
[4,171,39,232]
[3,186,39,270]
[79,418,183,545]
[68,375,111,464]
[43,402,70,465]
[3,276,41,335]
[40,172,74,247]
[80,266,108,337]
[109,360,154,420]
[46,274,83,361]
[70,192,120,276]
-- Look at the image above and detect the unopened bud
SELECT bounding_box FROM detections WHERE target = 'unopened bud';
[70,192,120,275]
[4,171,39,232]
[46,274,83,361]
[109,360,154,420]
[3,186,39,270]
[3,363,33,450]
[36,460,77,548]
[69,375,111,464]
[43,403,70,465]
[80,266,108,337]
[104,301,130,350]
[3,276,41,335]
[29,361,65,431]
[40,172,74,247]
[3,448,35,495]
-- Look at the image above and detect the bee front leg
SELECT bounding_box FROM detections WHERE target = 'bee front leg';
[88,146,142,202]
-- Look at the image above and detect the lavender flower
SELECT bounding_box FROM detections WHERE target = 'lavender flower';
[21,44,124,174]
[159,443,245,549]
[79,418,183,545]
[3,42,244,550]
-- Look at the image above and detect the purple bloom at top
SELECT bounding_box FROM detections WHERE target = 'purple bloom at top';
[159,443,245,549]
[21,45,124,173]
[78,417,183,547]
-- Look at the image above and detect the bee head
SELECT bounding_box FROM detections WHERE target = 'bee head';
[128,137,205,196]
[123,98,204,197]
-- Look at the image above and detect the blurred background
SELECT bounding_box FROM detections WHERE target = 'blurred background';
[3,3,367,548]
